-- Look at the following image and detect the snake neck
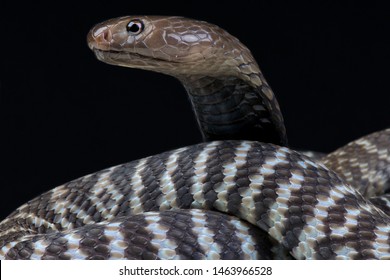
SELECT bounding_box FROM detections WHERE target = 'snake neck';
[178,75,288,146]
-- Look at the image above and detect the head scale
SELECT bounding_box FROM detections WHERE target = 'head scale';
[87,16,258,82]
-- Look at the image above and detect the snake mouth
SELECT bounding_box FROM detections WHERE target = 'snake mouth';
[92,48,145,60]
[92,48,180,66]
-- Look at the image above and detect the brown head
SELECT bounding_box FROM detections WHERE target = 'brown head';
[87,16,287,145]
[87,16,262,86]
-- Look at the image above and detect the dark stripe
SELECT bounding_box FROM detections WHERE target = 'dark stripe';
[139,154,168,211]
[245,223,275,260]
[120,215,159,260]
[249,143,280,231]
[205,141,236,210]
[159,210,205,259]
[205,211,244,259]
[96,165,138,220]
[59,168,111,226]
[225,143,251,215]
[109,161,139,216]
[172,146,203,208]
[5,240,34,259]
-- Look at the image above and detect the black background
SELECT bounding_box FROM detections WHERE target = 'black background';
[1,1,389,220]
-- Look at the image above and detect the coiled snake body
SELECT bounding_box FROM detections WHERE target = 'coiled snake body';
[1,16,389,260]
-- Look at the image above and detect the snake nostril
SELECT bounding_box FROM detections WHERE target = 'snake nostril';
[92,26,112,43]
[102,29,112,42]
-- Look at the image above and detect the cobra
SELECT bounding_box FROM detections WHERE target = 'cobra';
[0,16,389,260]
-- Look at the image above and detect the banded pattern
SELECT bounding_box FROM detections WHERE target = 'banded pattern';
[1,209,272,260]
[1,140,390,259]
[323,128,390,197]
[1,16,389,260]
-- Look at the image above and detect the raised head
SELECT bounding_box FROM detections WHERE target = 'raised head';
[87,16,287,145]
[87,16,261,86]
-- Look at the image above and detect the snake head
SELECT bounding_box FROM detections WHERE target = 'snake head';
[87,16,257,79]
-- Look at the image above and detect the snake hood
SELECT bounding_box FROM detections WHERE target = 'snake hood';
[87,16,260,85]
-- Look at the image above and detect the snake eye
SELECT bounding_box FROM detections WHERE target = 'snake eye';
[126,19,144,35]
